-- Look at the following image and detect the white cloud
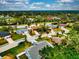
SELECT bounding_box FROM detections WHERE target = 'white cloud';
[0,0,8,4]
[0,0,79,10]
[45,4,51,7]
[28,1,76,10]
[58,0,74,2]
[28,2,45,10]
[27,1,79,10]
[0,0,29,5]
[31,2,45,5]
[0,0,29,10]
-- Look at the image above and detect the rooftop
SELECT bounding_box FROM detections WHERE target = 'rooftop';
[0,32,10,37]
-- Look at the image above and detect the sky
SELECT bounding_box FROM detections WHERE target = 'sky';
[0,0,79,11]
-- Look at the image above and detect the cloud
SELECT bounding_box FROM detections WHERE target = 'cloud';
[0,0,79,11]
[58,0,74,2]
[27,1,79,10]
[32,2,44,5]
[45,4,51,7]
[0,0,8,4]
[28,2,45,10]
[0,0,29,10]
[27,0,79,10]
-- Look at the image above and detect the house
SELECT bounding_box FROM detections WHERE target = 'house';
[27,18,34,21]
[0,32,17,53]
[51,37,62,44]
[60,26,69,33]
[0,32,24,53]
[16,29,27,35]
[59,24,67,27]
[0,32,14,44]
[16,41,53,59]
[47,24,58,29]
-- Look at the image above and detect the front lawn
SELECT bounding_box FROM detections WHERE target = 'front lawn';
[11,33,25,40]
[19,54,28,59]
[0,38,7,45]
[36,37,52,43]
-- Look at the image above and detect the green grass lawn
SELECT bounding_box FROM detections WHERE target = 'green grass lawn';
[19,54,28,59]
[0,38,8,45]
[11,34,25,41]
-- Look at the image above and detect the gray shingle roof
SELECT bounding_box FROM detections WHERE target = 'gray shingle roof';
[0,32,10,37]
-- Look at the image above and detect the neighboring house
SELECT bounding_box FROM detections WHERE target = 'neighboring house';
[16,29,38,44]
[27,18,34,21]
[0,32,14,44]
[16,25,27,28]
[60,26,69,33]
[16,29,27,35]
[0,32,10,37]
[51,37,62,44]
[53,17,61,20]
[0,32,24,53]
[0,32,16,53]
[47,24,58,29]
[16,41,53,59]
[59,24,67,27]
